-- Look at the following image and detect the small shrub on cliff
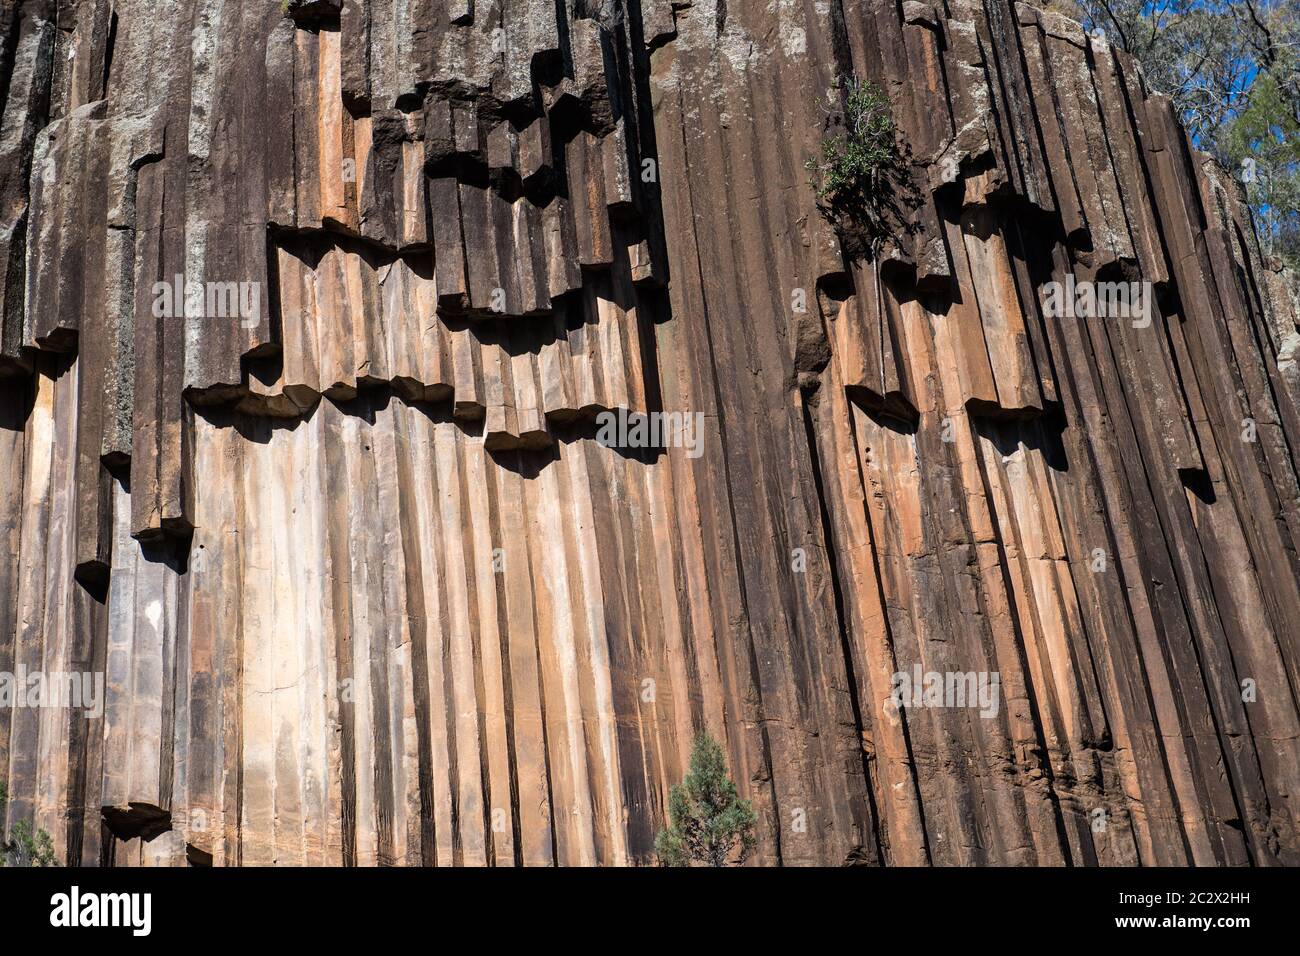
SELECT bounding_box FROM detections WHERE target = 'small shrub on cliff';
[0,783,58,867]
[806,78,910,258]
[655,732,757,867]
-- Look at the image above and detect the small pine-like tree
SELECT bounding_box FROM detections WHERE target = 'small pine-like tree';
[655,731,757,867]
[0,783,58,867]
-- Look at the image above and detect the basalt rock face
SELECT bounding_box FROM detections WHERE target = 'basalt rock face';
[1,0,1298,867]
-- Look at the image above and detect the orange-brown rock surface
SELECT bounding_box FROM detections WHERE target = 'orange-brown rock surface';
[1,0,1298,866]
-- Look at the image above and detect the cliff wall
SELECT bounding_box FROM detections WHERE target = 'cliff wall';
[1,0,1298,865]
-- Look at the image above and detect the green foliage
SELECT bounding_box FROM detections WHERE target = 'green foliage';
[1065,0,1300,267]
[808,80,898,201]
[0,783,59,868]
[805,79,911,258]
[1226,72,1300,266]
[655,732,757,867]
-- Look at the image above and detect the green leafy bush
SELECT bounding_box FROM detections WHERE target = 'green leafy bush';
[0,783,58,867]
[806,78,910,258]
[655,731,757,867]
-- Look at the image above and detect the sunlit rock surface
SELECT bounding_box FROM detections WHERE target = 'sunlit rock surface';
[1,0,1298,865]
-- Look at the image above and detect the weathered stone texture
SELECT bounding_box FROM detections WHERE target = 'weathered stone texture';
[0,0,1298,865]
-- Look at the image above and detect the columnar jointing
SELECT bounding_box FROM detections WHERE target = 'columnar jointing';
[0,0,1297,866]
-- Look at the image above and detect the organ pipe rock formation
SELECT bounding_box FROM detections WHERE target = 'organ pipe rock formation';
[0,0,1298,866]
